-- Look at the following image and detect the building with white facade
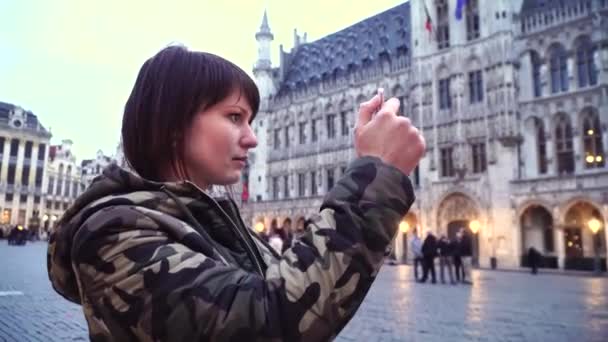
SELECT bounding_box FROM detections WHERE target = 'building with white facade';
[44,139,85,231]
[0,101,51,234]
[81,149,115,187]
[242,0,608,272]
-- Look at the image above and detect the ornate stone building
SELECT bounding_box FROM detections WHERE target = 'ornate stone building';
[81,149,115,187]
[0,101,51,233]
[242,0,608,272]
[44,139,85,231]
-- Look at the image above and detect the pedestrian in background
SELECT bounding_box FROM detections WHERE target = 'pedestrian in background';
[438,235,455,284]
[419,231,438,284]
[410,228,423,281]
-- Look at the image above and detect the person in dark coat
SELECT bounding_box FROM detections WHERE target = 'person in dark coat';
[528,247,542,274]
[419,231,438,283]
[438,235,455,284]
[457,228,473,284]
[451,236,462,282]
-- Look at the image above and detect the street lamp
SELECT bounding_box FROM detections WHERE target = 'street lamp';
[399,221,410,234]
[469,220,481,267]
[254,222,265,234]
[588,218,603,275]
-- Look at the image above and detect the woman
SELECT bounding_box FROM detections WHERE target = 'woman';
[47,45,425,341]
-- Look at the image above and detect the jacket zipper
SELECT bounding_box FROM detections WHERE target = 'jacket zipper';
[186,182,265,278]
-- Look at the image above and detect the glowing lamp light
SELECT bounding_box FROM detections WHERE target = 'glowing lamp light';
[399,221,410,233]
[587,129,594,136]
[588,218,602,235]
[596,155,603,163]
[42,214,49,222]
[254,222,265,233]
[586,155,595,164]
[469,220,481,234]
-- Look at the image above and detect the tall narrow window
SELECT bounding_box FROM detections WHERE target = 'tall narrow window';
[440,147,455,177]
[311,119,318,142]
[37,143,46,161]
[471,142,487,173]
[272,177,279,200]
[531,51,542,97]
[439,78,452,109]
[283,175,289,199]
[298,173,305,197]
[274,129,280,149]
[24,141,33,159]
[582,110,605,169]
[10,139,19,157]
[436,0,450,49]
[284,126,290,148]
[550,45,569,94]
[326,114,336,139]
[535,118,548,174]
[576,39,598,88]
[340,110,349,136]
[311,171,317,195]
[21,165,30,186]
[299,122,307,144]
[326,169,335,192]
[468,70,483,104]
[555,114,574,174]
[466,0,480,40]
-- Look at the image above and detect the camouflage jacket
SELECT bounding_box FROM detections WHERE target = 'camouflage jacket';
[47,156,415,341]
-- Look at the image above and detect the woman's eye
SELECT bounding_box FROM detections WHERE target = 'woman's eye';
[229,113,240,123]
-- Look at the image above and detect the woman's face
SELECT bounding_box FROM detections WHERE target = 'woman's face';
[182,89,257,189]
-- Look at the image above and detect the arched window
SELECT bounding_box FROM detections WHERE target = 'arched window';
[576,38,598,88]
[535,118,548,174]
[436,0,450,49]
[531,51,542,97]
[582,109,605,169]
[466,0,480,40]
[555,114,574,174]
[549,45,569,94]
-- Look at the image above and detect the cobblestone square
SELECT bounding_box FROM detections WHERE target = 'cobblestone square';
[1,242,607,341]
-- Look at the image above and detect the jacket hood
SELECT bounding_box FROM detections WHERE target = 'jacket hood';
[47,164,208,304]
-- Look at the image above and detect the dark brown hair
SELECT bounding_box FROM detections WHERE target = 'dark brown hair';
[121,44,260,181]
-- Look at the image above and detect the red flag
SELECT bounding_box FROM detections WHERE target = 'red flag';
[424,2,433,33]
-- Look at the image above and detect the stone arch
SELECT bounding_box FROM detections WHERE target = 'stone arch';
[436,63,449,79]
[391,84,405,98]
[571,34,592,53]
[516,199,554,220]
[543,42,568,62]
[561,200,606,260]
[520,204,555,259]
[559,197,604,226]
[436,192,482,239]
[464,54,482,71]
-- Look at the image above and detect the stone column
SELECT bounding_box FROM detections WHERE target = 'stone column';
[555,227,566,269]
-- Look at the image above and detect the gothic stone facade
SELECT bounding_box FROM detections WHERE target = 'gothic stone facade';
[242,0,608,271]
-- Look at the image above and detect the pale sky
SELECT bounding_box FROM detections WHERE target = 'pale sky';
[0,0,405,161]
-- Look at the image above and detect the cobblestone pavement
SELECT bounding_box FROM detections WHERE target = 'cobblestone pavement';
[1,242,607,341]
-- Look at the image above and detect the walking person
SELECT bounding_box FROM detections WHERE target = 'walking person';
[419,231,438,284]
[452,235,463,283]
[528,246,542,275]
[410,228,423,281]
[458,227,473,284]
[46,44,426,341]
[438,235,455,284]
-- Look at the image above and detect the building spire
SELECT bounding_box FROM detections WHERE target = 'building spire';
[256,9,274,40]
